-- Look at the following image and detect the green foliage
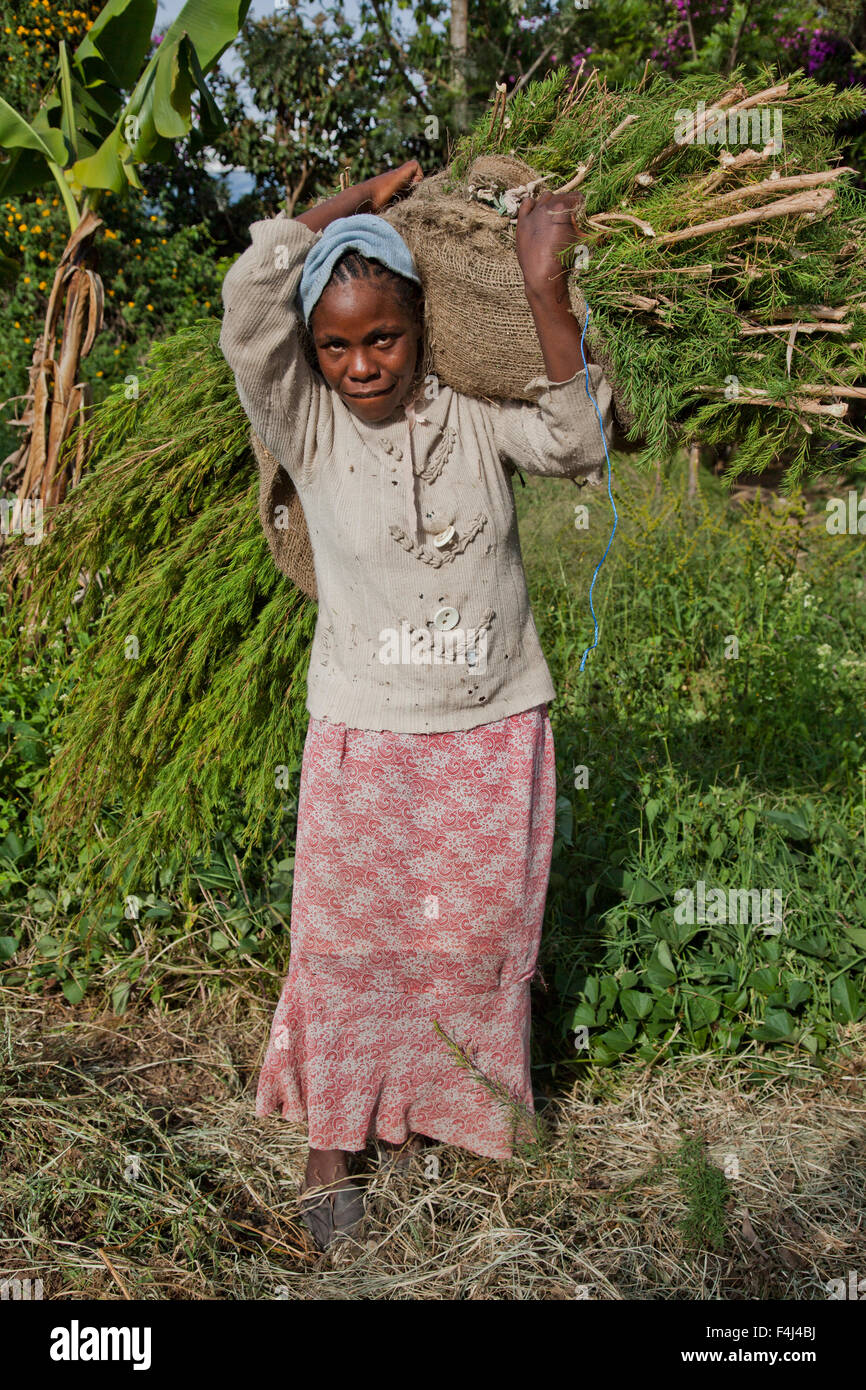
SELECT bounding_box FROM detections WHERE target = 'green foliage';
[0,0,251,212]
[9,315,315,914]
[452,66,866,485]
[0,2,103,117]
[534,459,866,1070]
[673,1136,731,1252]
[3,434,864,1065]
[210,4,447,215]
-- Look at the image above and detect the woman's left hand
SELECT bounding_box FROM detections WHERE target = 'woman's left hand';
[515,188,586,293]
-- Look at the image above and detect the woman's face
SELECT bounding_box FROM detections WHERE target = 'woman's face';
[310,277,421,423]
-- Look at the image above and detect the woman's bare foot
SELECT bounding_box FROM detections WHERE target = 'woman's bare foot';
[299,1148,365,1250]
[304,1147,352,1192]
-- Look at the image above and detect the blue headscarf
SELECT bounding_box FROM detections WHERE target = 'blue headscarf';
[297,214,421,326]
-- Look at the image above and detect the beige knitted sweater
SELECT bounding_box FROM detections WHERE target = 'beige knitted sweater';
[219,213,614,733]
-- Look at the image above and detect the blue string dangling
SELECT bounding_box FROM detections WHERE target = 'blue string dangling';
[577,308,618,674]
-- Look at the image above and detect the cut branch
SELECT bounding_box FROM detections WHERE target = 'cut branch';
[656,186,835,245]
[739,320,851,335]
[705,166,854,208]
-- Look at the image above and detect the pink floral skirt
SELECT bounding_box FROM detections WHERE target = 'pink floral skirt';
[255,702,557,1159]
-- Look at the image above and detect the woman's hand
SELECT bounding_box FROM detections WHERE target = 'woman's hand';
[515,188,595,381]
[296,161,423,233]
[515,188,586,293]
[367,160,424,213]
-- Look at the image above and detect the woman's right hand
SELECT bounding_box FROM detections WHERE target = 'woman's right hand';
[366,160,424,213]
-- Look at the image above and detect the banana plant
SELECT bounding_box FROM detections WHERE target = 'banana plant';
[0,0,251,512]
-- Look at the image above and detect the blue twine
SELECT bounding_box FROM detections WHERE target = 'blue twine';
[577,308,618,674]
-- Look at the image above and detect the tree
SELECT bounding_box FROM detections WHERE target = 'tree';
[0,0,251,513]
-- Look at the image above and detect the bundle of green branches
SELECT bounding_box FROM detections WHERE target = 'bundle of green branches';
[437,64,866,485]
[12,320,315,907]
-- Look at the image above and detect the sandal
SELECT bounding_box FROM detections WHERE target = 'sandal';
[298,1177,366,1251]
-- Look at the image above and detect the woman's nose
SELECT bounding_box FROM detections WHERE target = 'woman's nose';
[346,351,379,380]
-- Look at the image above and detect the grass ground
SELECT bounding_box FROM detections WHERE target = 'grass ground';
[1,450,865,1297]
[1,989,863,1299]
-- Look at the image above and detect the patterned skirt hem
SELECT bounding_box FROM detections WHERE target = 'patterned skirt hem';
[253,1095,535,1162]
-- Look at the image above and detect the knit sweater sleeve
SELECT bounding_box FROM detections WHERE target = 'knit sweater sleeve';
[483,364,614,484]
[219,213,332,480]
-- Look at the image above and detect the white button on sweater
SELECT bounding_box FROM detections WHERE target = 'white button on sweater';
[219,213,615,733]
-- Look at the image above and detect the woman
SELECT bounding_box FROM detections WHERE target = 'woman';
[219,159,613,1250]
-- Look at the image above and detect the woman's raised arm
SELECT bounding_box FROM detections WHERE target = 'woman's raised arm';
[219,213,330,481]
[296,161,423,233]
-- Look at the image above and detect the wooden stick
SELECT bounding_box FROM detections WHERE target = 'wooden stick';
[724,82,790,112]
[706,166,855,209]
[98,1247,132,1300]
[698,388,848,416]
[626,264,716,277]
[656,186,835,246]
[697,145,775,195]
[757,303,849,322]
[701,383,866,400]
[739,321,851,336]
[585,210,656,237]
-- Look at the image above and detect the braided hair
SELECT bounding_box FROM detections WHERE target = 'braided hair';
[324,249,424,326]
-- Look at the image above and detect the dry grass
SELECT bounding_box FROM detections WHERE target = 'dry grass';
[1,983,863,1301]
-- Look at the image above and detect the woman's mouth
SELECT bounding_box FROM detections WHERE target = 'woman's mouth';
[345,384,395,399]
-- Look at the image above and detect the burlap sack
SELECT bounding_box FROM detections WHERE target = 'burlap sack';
[382,155,633,430]
[251,429,318,600]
